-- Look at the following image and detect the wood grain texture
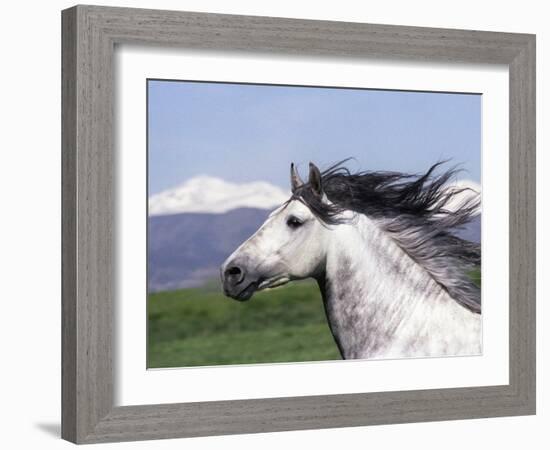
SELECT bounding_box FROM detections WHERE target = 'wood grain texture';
[61,4,536,444]
[508,37,536,410]
[61,7,77,443]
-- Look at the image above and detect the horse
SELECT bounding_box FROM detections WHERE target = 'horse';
[220,161,481,360]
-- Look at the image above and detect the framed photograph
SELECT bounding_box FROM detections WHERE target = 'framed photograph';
[61,5,536,444]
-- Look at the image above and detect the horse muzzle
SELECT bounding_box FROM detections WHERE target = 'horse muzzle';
[221,259,260,301]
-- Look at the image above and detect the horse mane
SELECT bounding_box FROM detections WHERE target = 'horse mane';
[291,160,481,313]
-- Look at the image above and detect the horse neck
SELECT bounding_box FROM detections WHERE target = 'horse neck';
[317,214,480,360]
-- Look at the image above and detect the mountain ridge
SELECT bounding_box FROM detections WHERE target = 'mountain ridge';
[149,176,289,216]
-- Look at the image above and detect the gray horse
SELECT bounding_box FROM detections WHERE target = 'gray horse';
[221,161,481,360]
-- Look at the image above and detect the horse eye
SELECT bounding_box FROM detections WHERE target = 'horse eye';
[286,216,303,229]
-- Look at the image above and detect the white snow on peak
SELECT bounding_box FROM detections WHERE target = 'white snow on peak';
[149,175,290,215]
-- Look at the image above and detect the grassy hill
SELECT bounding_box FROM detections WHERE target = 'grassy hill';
[148,269,482,368]
[147,279,340,368]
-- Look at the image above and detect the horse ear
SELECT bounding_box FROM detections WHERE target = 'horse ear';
[308,162,324,198]
[290,163,304,193]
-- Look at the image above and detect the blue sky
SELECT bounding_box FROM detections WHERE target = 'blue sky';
[148,80,481,195]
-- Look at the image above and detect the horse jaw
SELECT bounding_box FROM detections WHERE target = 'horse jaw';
[258,275,291,290]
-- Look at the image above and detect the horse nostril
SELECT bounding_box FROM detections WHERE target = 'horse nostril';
[225,266,245,284]
[227,266,241,276]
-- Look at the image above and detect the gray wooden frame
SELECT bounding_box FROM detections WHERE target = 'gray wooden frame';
[62,4,536,444]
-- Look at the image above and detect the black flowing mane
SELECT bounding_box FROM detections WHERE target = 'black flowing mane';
[291,160,481,313]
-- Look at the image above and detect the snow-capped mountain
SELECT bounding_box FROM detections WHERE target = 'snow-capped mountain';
[149,176,290,216]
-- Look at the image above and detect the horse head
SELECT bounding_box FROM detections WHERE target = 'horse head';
[221,163,331,301]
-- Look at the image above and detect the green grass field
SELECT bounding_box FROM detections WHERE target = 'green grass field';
[148,269,482,368]
[147,279,340,368]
